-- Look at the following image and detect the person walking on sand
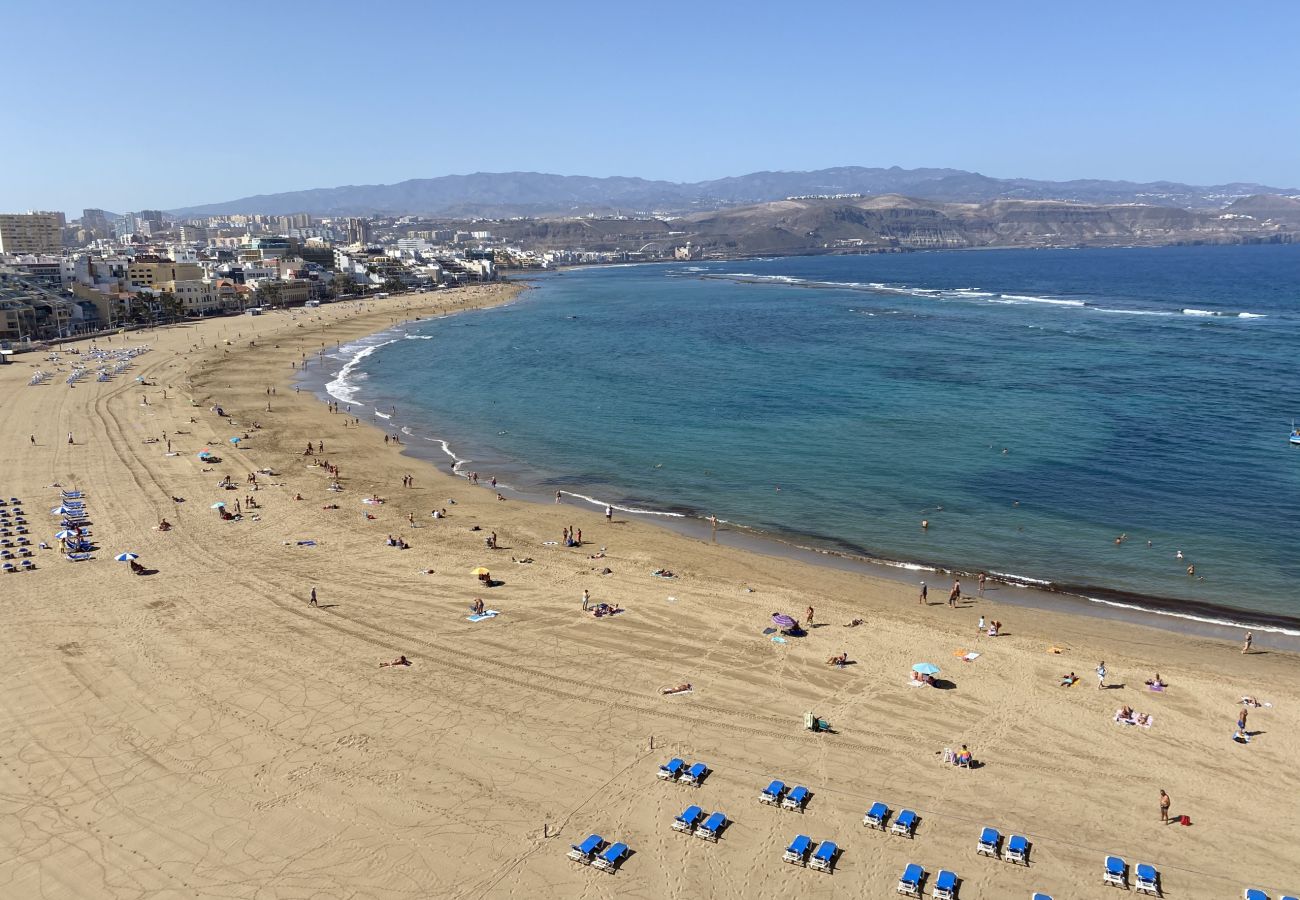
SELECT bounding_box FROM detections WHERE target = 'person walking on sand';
[582,588,590,611]
[978,572,986,596]
[67,432,74,445]
[555,490,562,504]
[948,579,961,607]
[309,587,317,607]
[805,606,815,627]
[606,505,613,523]
[1096,660,1107,690]
[1160,790,1170,824]
[1242,631,1253,654]
[918,581,927,605]
[978,615,985,634]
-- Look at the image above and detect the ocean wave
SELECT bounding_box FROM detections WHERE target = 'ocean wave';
[1083,596,1300,636]
[999,294,1086,307]
[373,410,392,419]
[561,490,686,518]
[324,339,397,405]
[1183,308,1267,318]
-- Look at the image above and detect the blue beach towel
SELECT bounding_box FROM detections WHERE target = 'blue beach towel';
[467,610,499,622]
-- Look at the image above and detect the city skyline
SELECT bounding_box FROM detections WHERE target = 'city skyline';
[3,0,1299,213]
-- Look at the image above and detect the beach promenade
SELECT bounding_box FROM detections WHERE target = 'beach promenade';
[0,286,1296,899]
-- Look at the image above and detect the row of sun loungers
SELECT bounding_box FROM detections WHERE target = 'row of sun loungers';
[759,780,811,812]
[783,834,838,872]
[567,835,629,873]
[1245,891,1300,900]
[657,757,708,786]
[1104,855,1162,894]
[671,805,726,841]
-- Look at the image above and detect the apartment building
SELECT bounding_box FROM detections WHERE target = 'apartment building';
[0,213,63,255]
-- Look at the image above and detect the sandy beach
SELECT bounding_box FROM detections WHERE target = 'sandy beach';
[1,285,1297,899]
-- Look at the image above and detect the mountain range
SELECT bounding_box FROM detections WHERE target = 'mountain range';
[168,167,1299,219]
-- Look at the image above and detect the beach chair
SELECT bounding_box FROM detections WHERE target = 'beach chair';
[1032,894,1054,900]
[934,869,959,900]
[892,809,918,838]
[61,491,84,499]
[977,827,1001,857]
[760,780,785,805]
[1104,855,1127,888]
[567,834,603,864]
[782,834,812,866]
[695,811,725,842]
[1135,863,1160,895]
[672,805,703,833]
[658,758,685,780]
[592,841,628,873]
[1005,834,1030,865]
[810,840,837,873]
[782,786,809,813]
[897,863,924,896]
[1243,891,1268,900]
[680,762,708,786]
[2,563,14,574]
[21,560,34,571]
[65,552,92,561]
[864,801,890,830]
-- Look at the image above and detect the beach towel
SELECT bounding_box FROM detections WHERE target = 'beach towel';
[953,651,980,662]
[467,610,499,622]
[296,540,317,546]
[1047,646,1066,654]
[771,635,787,644]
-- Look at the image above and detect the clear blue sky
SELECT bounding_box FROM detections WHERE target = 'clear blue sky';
[3,0,1297,214]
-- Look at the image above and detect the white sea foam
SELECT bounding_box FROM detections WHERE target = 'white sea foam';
[373,410,392,419]
[999,294,1086,307]
[1083,596,1300,636]
[562,490,686,518]
[324,339,397,405]
[1182,308,1266,319]
[1237,312,1267,319]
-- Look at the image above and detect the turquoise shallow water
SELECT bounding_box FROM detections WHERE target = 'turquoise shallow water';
[325,245,1300,630]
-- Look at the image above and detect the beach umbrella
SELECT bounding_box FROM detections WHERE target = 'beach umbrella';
[470,567,491,576]
[197,452,211,459]
[912,662,941,676]
[771,613,797,630]
[229,437,241,444]
[210,502,225,509]
[54,530,77,539]
[114,552,139,562]
[51,506,77,515]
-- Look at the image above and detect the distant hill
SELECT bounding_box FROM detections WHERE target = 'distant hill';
[168,168,1299,219]
[1224,193,1300,224]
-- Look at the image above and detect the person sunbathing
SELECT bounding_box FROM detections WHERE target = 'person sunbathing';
[843,618,865,627]
[1119,704,1134,719]
[827,653,848,668]
[379,655,410,667]
[157,519,172,531]
[661,683,692,695]
[1145,674,1167,690]
[1060,672,1079,686]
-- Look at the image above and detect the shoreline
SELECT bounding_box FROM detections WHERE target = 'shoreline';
[5,282,1298,897]
[302,296,1300,650]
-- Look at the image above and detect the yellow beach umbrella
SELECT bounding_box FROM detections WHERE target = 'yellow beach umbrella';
[470,567,490,576]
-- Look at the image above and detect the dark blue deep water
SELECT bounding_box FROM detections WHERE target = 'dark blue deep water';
[327,245,1300,627]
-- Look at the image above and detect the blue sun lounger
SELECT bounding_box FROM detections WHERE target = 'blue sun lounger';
[567,834,604,864]
[1033,894,1054,900]
[1104,855,1128,888]
[1135,864,1160,895]
[782,785,809,812]
[592,841,628,873]
[864,801,889,829]
[1244,892,1268,900]
[782,834,812,866]
[672,805,703,833]
[658,758,684,780]
[680,762,708,786]
[810,840,837,873]
[65,552,92,561]
[1005,834,1029,865]
[892,809,918,837]
[760,780,785,805]
[977,827,1000,857]
[934,869,959,900]
[696,811,725,841]
[897,863,924,896]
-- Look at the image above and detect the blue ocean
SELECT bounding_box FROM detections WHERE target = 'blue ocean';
[325,245,1300,629]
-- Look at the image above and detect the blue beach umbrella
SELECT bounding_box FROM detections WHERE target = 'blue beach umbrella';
[114,552,139,562]
[229,437,241,444]
[912,662,941,676]
[51,506,77,515]
[210,502,225,509]
[54,530,78,539]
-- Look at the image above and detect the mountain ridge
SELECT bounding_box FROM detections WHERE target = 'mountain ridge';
[168,167,1299,219]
